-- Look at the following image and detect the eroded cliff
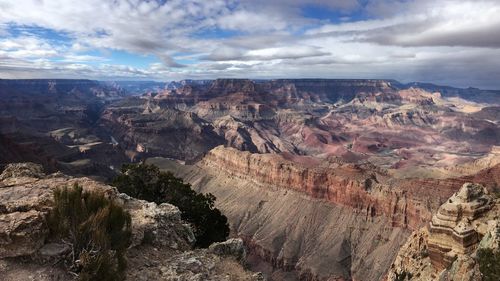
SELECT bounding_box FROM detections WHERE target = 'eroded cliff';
[387,183,499,281]
[148,144,500,281]
[148,153,411,281]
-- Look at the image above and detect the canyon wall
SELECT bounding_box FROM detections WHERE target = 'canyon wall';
[148,145,500,280]
[198,146,439,230]
[148,153,410,280]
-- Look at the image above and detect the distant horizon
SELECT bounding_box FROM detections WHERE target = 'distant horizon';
[1,77,499,91]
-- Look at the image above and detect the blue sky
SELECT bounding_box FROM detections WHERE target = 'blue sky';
[0,0,500,89]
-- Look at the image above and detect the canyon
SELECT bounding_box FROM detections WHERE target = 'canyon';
[0,78,499,280]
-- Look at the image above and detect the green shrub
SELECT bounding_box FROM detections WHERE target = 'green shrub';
[112,163,229,248]
[47,184,131,281]
[477,248,500,281]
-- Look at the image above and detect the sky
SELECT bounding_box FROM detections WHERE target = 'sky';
[0,0,500,89]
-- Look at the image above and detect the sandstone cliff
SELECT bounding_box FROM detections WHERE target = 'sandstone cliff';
[198,146,439,230]
[147,155,411,281]
[387,183,499,281]
[148,145,500,281]
[0,163,260,281]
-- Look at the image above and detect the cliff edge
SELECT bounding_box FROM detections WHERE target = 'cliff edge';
[0,163,262,281]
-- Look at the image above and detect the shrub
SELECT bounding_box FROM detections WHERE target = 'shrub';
[47,184,132,281]
[420,248,429,258]
[395,270,412,281]
[112,163,229,248]
[477,248,500,281]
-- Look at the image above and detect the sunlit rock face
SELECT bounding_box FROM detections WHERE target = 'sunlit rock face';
[428,183,494,270]
[387,182,499,281]
[148,142,500,281]
[153,155,410,281]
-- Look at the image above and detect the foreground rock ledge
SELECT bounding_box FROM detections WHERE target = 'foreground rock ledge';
[0,162,262,281]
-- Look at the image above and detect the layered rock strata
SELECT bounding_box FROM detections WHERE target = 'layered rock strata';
[427,183,494,270]
[387,183,499,281]
[198,146,435,230]
[148,145,500,280]
[148,156,410,281]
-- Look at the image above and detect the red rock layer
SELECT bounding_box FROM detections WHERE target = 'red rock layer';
[199,146,500,230]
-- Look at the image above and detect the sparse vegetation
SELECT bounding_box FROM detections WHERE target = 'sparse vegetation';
[420,248,429,258]
[395,270,412,281]
[477,248,500,281]
[47,184,131,281]
[112,163,229,248]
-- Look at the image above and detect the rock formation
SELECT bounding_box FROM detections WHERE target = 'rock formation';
[387,183,499,281]
[95,78,500,173]
[427,183,494,270]
[2,78,498,179]
[0,163,260,281]
[1,78,499,280]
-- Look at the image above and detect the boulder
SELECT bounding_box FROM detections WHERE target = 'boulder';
[122,195,195,250]
[0,163,45,186]
[208,238,246,262]
[0,210,47,258]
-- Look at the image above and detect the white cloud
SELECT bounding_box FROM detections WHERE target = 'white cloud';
[245,46,329,60]
[0,36,61,59]
[204,45,329,61]
[217,10,288,32]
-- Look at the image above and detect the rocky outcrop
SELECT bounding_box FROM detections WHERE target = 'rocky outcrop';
[208,238,246,262]
[0,163,195,258]
[427,183,494,270]
[125,197,196,249]
[0,162,45,181]
[387,183,499,281]
[127,237,259,281]
[0,163,259,281]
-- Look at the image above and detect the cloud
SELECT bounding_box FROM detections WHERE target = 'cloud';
[0,36,61,59]
[159,55,186,68]
[327,1,500,49]
[0,0,499,88]
[204,45,329,61]
[217,10,288,32]
[245,46,330,60]
[204,47,245,61]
